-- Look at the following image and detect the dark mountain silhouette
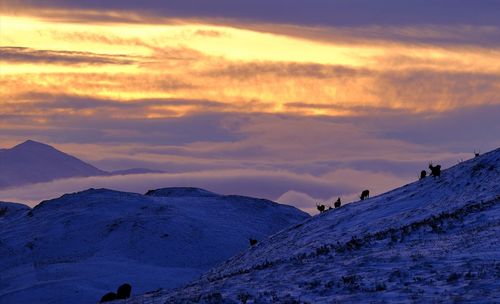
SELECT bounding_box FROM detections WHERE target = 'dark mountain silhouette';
[0,140,164,189]
[0,140,106,189]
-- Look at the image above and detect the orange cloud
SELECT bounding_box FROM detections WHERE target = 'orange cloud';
[1,13,499,117]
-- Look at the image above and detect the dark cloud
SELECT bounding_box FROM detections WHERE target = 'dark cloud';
[0,94,239,149]
[377,104,500,152]
[0,47,136,65]
[0,73,194,99]
[199,61,500,111]
[202,62,366,79]
[0,116,242,146]
[374,69,500,109]
[247,23,500,48]
[5,1,500,27]
[3,97,498,157]
[193,30,225,37]
[7,94,225,111]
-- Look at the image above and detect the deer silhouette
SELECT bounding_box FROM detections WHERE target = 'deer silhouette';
[334,197,341,208]
[116,283,132,300]
[100,283,132,302]
[474,149,480,158]
[100,292,117,303]
[428,163,441,178]
[360,190,370,200]
[316,204,326,213]
[420,170,427,180]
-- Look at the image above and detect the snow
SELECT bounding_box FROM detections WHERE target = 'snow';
[145,187,219,198]
[0,188,309,304]
[0,201,30,221]
[133,148,500,303]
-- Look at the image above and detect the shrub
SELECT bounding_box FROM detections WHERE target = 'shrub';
[447,272,460,283]
[342,275,361,290]
[237,292,251,304]
[203,292,223,303]
[375,282,387,291]
[315,245,330,256]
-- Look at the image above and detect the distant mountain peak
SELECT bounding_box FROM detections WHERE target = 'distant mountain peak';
[12,139,54,150]
[0,140,166,189]
[20,139,42,145]
[0,140,106,189]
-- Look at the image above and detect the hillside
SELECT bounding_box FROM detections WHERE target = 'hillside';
[0,140,106,189]
[0,201,30,220]
[0,188,309,304]
[137,148,500,303]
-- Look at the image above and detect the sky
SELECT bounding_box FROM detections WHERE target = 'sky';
[1,1,499,212]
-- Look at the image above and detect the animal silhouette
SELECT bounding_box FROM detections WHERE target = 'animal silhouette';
[116,283,132,300]
[474,149,480,158]
[100,283,132,302]
[360,190,370,200]
[334,197,341,208]
[316,204,326,213]
[420,170,427,180]
[100,292,117,303]
[428,163,441,178]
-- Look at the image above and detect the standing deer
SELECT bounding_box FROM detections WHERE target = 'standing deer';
[316,204,326,213]
[360,190,370,200]
[334,197,341,208]
[428,163,441,178]
[420,170,427,180]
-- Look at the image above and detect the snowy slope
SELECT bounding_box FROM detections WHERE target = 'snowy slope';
[0,140,106,189]
[0,201,30,221]
[138,148,500,303]
[0,188,308,304]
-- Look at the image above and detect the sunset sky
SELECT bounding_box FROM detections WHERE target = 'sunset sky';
[1,1,499,211]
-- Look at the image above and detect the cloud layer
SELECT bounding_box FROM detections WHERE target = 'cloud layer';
[0,168,405,214]
[5,1,500,27]
[1,2,499,211]
[1,106,498,211]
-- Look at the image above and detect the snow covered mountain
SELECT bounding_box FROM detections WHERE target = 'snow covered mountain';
[0,187,309,304]
[0,140,106,189]
[135,148,500,303]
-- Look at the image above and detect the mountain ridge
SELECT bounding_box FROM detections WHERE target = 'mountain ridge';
[0,187,309,304]
[0,140,162,190]
[134,147,500,303]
